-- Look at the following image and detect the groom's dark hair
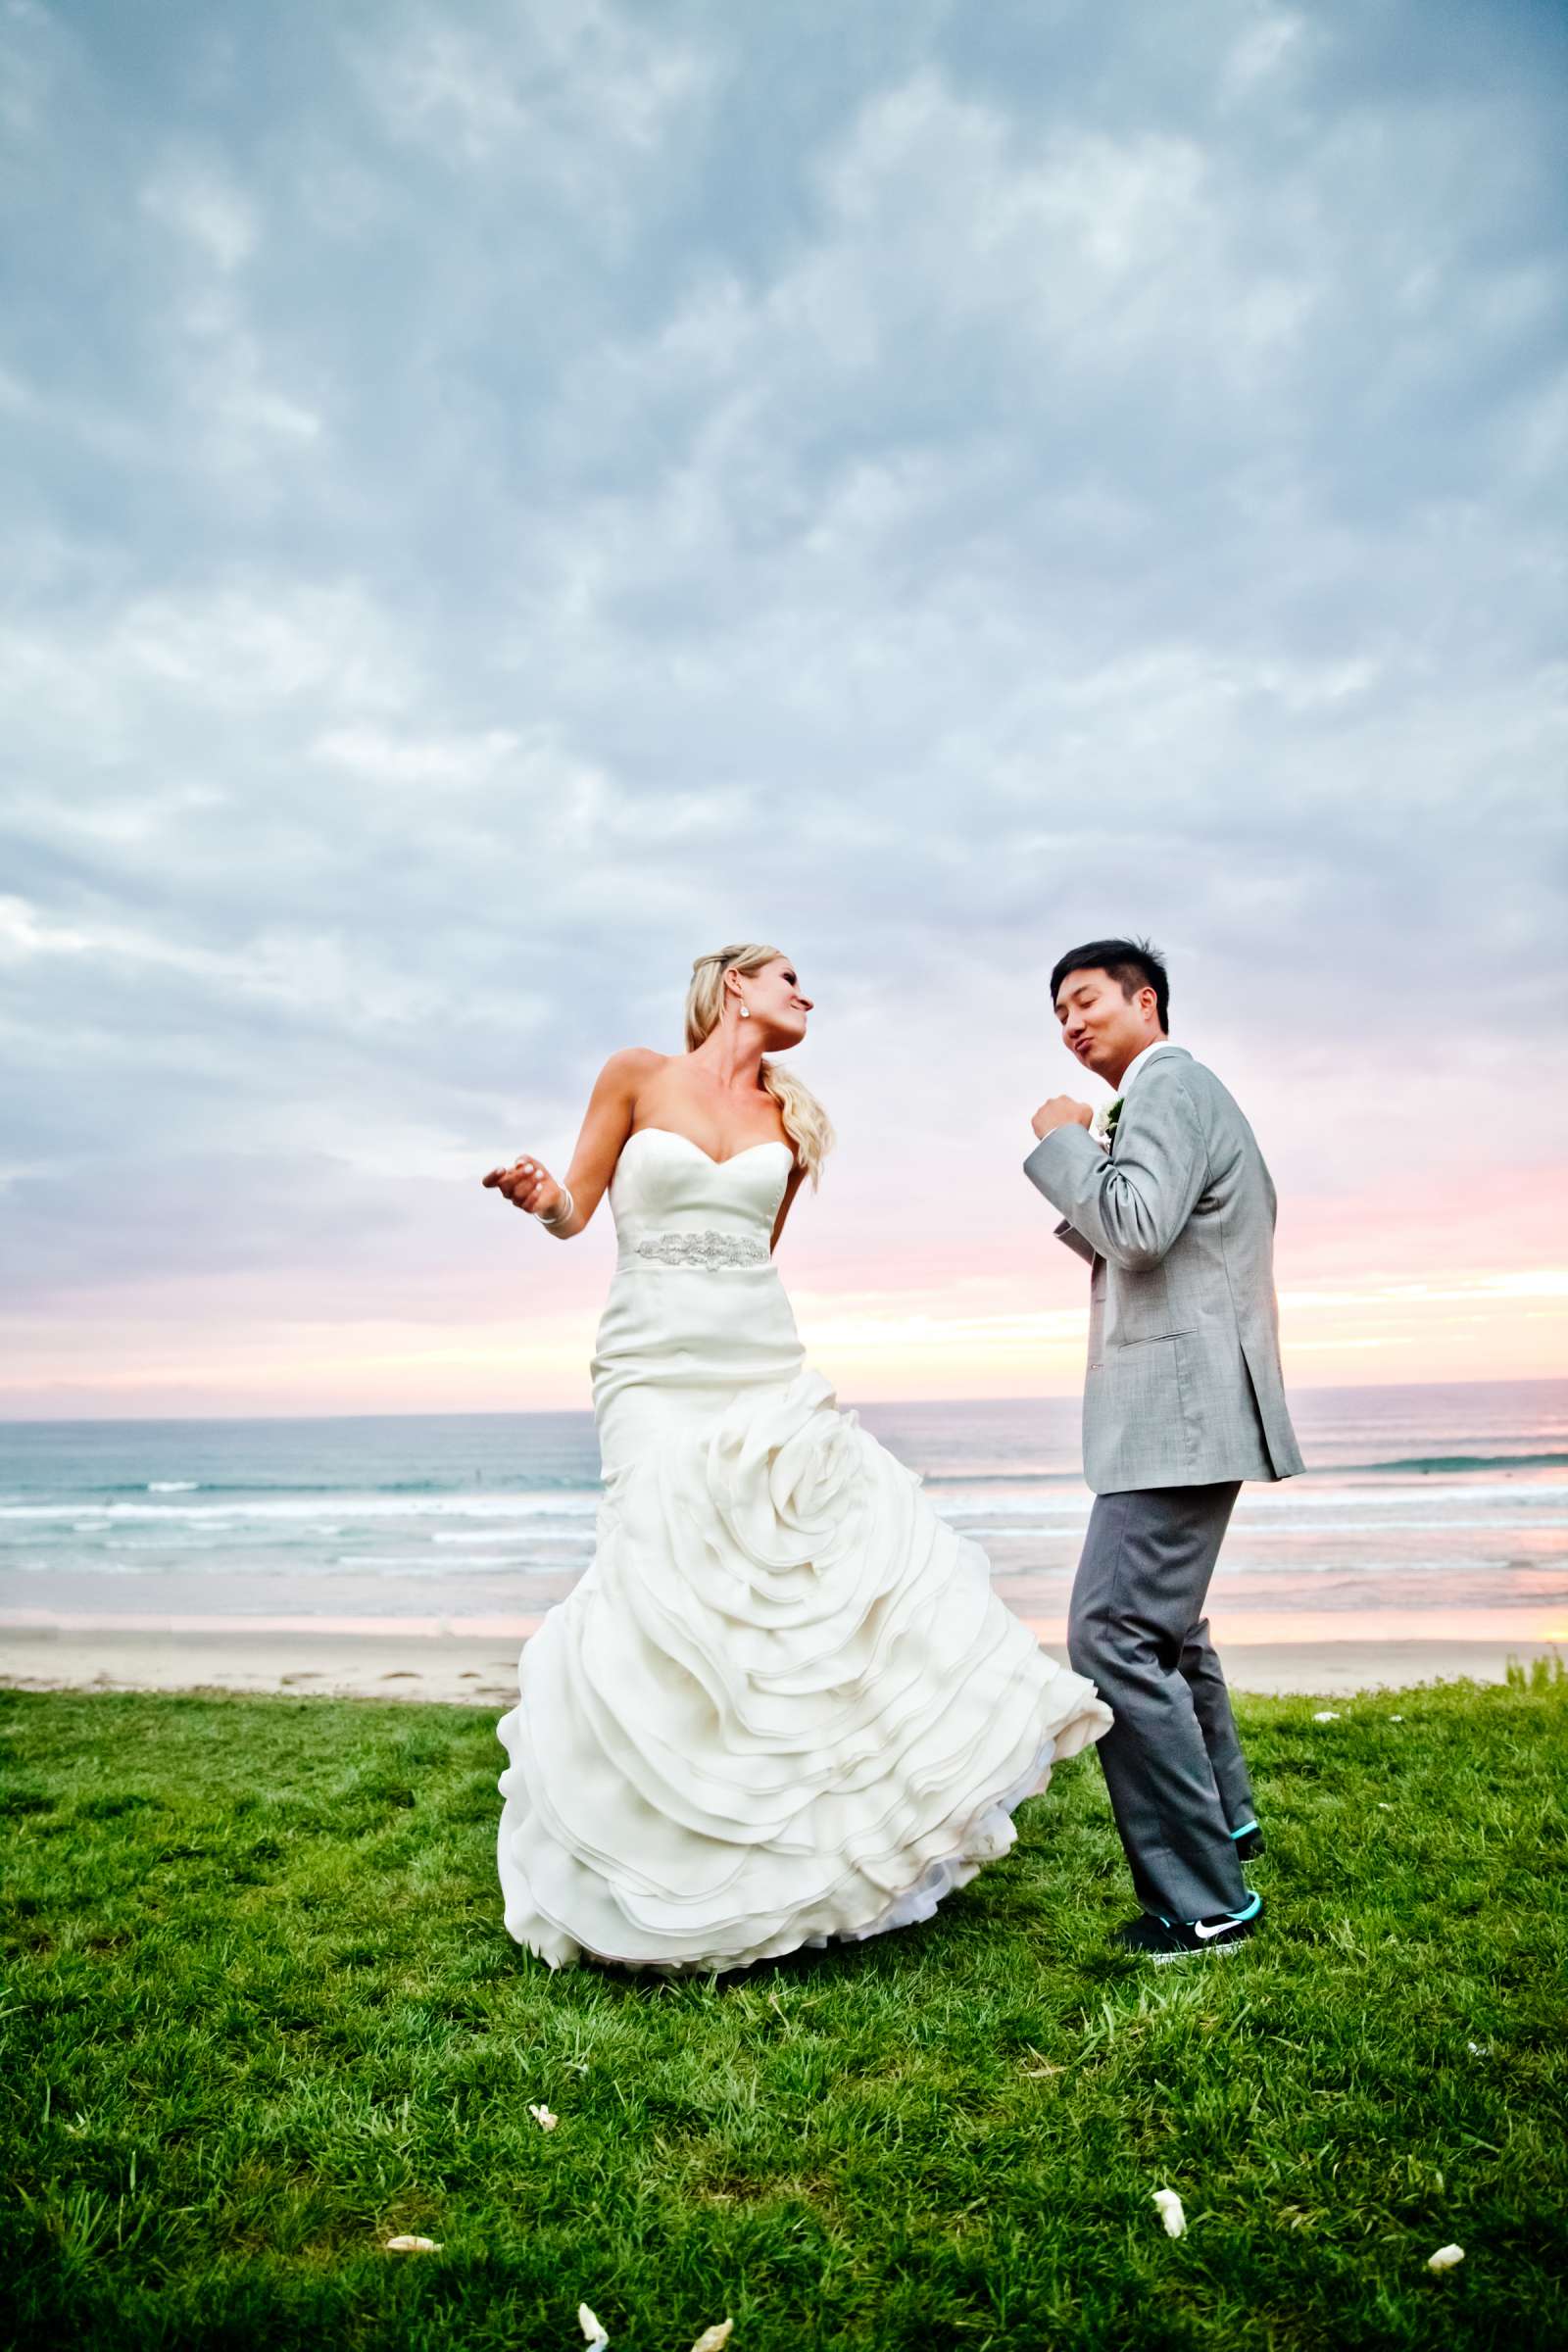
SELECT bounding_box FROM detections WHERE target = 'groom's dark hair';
[1051,937,1170,1032]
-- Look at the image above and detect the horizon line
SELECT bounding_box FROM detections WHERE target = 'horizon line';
[1,1369,1565,1429]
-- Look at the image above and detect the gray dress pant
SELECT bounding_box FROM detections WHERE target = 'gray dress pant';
[1067,1481,1255,1923]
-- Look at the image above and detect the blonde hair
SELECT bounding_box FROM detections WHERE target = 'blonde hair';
[684,943,835,1186]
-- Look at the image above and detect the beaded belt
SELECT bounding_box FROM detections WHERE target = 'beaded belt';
[631,1229,770,1269]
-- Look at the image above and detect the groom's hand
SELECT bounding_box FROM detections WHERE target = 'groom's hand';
[1031,1096,1093,1142]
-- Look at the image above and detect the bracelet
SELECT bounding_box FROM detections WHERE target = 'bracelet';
[537,1186,575,1231]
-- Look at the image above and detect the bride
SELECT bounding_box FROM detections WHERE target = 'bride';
[482,942,1109,1972]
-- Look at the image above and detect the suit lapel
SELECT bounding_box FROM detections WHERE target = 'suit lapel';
[1109,1046,1189,1155]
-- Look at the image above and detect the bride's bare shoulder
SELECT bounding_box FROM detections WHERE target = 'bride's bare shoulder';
[594,1048,667,1096]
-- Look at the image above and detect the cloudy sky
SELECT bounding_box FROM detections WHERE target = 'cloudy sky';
[2,0,1564,1418]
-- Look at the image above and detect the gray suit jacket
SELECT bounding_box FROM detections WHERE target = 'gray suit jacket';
[1024,1047,1303,1494]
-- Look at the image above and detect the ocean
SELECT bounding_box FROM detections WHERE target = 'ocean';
[1,1380,1565,1651]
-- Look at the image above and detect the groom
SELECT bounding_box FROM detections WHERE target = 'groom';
[1024,938,1302,1961]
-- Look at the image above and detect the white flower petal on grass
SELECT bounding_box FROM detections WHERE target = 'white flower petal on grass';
[529,2102,559,2132]
[1311,1710,1340,1723]
[1152,2188,1187,2238]
[1390,1713,1404,1722]
[384,2233,441,2253]
[1427,2243,1465,2272]
[690,2324,734,2352]
[1467,2040,1488,2056]
[578,2302,610,2348]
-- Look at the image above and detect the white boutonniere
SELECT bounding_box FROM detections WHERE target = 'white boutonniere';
[1091,1097,1124,1151]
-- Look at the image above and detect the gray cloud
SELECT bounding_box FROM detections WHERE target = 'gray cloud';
[1,0,1564,1366]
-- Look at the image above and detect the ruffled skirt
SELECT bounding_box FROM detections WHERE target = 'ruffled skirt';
[497,1364,1109,1972]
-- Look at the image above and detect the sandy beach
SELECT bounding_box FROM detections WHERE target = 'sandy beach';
[1,1621,1559,1705]
[0,1624,535,1709]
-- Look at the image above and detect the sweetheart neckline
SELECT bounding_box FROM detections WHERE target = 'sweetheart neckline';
[624,1126,794,1171]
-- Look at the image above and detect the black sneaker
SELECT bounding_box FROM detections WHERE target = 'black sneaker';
[1112,1892,1263,1963]
[1231,1820,1264,1864]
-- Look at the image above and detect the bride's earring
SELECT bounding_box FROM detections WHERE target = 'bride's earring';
[738,1003,751,1018]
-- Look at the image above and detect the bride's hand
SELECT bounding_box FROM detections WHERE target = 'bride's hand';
[482,1155,563,1219]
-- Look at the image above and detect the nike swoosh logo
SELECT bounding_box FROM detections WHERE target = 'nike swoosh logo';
[1194,1916,1243,1941]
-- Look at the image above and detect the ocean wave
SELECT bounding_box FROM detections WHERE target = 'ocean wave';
[6,1487,1564,1542]
[0,1552,575,1581]
[920,1468,1081,1488]
[1239,1483,1568,1512]
[334,1554,521,1573]
[19,1473,600,1499]
[932,1484,1568,1527]
[43,1457,1558,1494]
[0,1491,603,1525]
[1348,1451,1568,1474]
[430,1527,595,1547]
[936,1500,1091,1526]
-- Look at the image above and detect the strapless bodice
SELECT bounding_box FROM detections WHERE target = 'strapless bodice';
[592,1126,803,1469]
[609,1127,792,1267]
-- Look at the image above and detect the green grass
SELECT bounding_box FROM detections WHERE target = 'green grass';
[2,1666,1565,2351]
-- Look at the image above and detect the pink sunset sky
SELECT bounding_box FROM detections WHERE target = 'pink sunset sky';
[5,958,1564,1418]
[1,0,1564,1420]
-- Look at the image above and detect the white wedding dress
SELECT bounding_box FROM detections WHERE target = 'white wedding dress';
[496,1127,1110,1972]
